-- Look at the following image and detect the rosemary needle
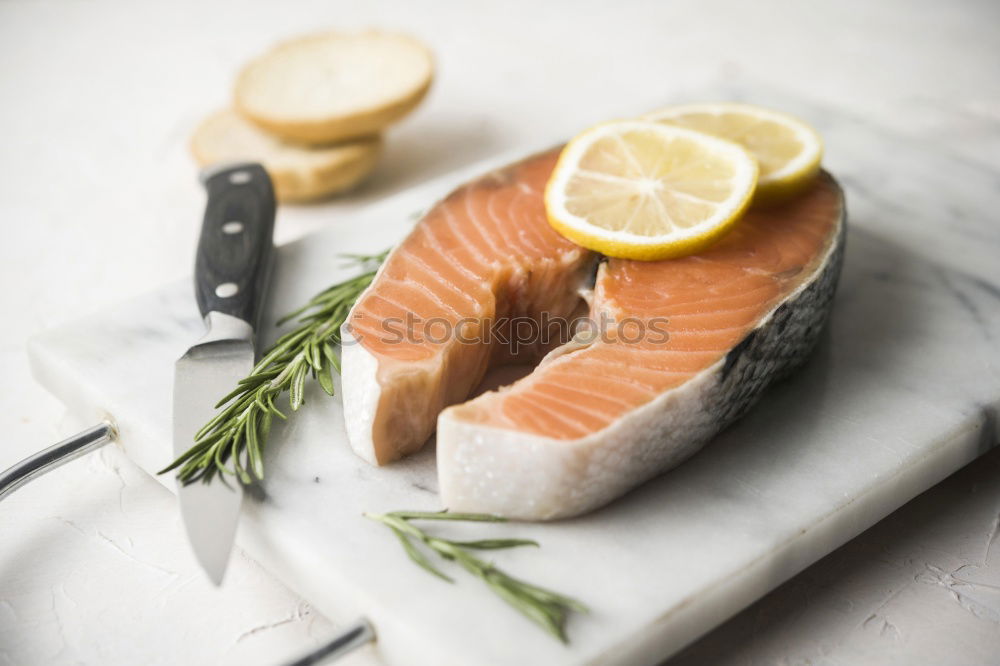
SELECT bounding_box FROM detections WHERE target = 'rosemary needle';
[159,250,388,485]
[365,510,588,643]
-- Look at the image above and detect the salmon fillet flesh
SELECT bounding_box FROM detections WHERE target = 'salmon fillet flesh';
[341,151,596,465]
[342,148,845,519]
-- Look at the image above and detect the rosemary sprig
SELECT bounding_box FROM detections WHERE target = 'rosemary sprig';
[365,510,587,643]
[160,250,388,485]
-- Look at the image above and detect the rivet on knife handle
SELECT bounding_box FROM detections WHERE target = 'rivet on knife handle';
[195,163,276,328]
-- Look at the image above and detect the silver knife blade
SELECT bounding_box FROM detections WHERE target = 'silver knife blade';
[173,312,254,585]
[174,163,275,585]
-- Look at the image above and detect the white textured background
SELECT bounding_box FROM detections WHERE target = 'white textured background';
[1,1,998,664]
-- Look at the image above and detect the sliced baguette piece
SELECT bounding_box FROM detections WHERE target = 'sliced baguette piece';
[190,109,381,202]
[234,30,433,144]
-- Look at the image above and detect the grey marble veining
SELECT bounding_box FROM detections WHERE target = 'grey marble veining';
[27,96,1000,665]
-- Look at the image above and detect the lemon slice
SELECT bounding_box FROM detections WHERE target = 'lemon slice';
[644,102,823,204]
[545,121,758,261]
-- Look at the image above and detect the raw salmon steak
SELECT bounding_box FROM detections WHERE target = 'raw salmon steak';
[343,148,845,519]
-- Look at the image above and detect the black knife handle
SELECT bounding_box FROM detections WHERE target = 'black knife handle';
[194,163,276,326]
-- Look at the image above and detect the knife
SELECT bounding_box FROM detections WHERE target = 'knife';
[173,162,276,585]
[0,162,378,663]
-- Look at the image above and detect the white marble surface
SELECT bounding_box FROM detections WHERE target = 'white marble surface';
[2,1,1000,665]
[26,92,1000,664]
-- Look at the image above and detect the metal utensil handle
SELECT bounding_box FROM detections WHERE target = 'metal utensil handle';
[0,422,116,502]
[195,163,276,328]
[282,618,374,666]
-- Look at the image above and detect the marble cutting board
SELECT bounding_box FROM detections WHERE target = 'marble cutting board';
[27,90,1000,666]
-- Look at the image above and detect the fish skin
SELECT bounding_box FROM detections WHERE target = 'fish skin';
[437,174,845,519]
